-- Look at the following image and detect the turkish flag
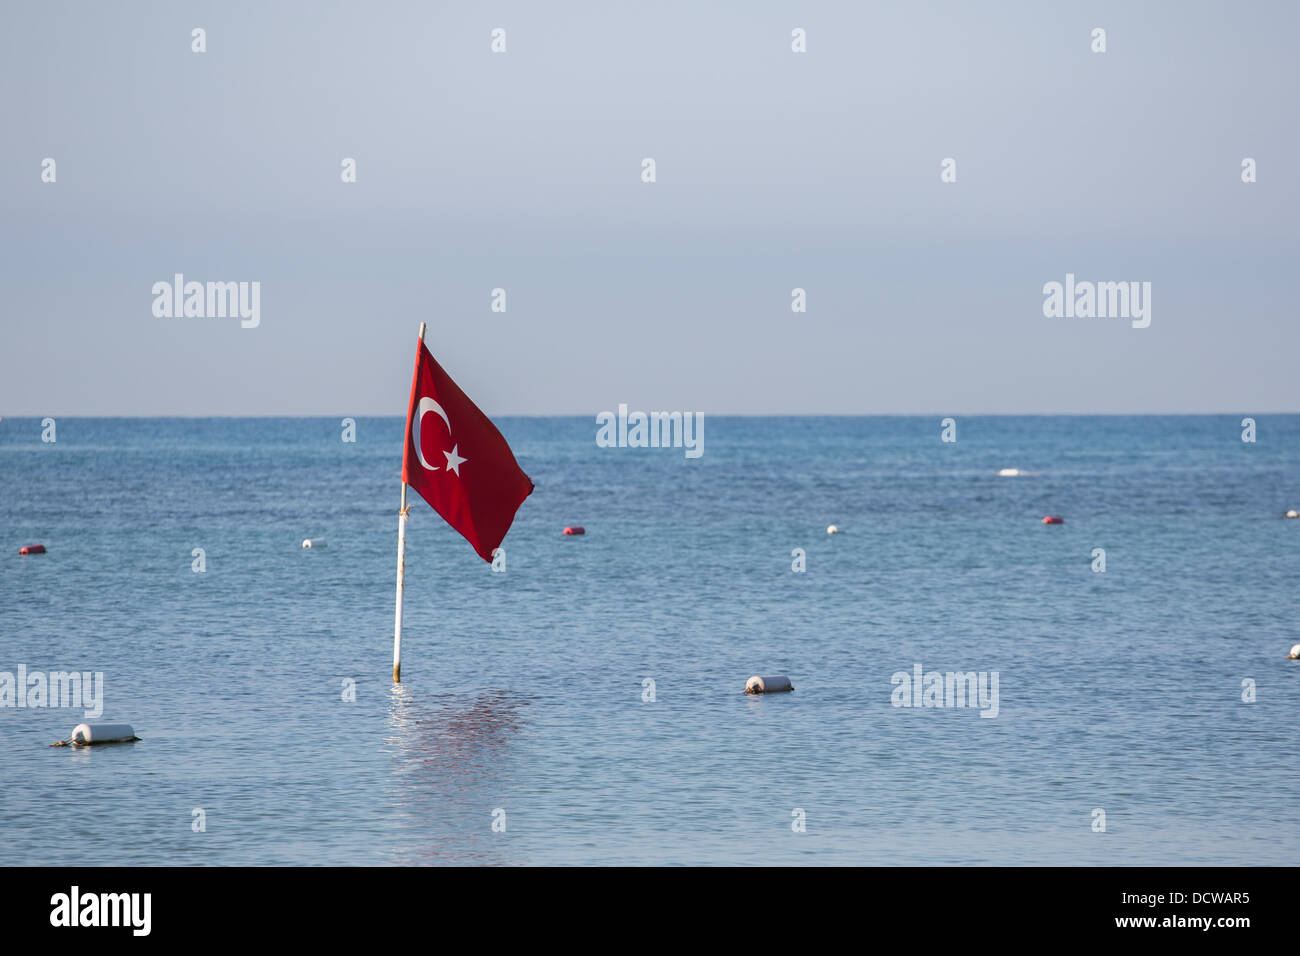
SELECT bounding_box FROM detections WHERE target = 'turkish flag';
[402,340,534,561]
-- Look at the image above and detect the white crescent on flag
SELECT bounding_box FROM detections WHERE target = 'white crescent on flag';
[412,397,451,471]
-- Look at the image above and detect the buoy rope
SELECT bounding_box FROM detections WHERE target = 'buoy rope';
[48,735,141,748]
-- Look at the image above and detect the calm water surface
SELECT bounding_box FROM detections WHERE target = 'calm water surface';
[1,416,1297,865]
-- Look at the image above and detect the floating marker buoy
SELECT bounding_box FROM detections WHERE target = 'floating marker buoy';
[745,675,794,694]
[998,468,1021,477]
[69,723,138,745]
[301,538,326,549]
[826,525,840,535]
[1288,644,1300,659]
[18,544,46,555]
[1041,516,1064,525]
[1286,510,1299,519]
[563,526,585,535]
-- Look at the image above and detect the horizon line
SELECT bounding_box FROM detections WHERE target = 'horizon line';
[2,411,1297,419]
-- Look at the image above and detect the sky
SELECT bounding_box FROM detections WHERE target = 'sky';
[1,1,1296,416]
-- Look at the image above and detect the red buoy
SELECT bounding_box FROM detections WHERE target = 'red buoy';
[18,544,46,554]
[562,526,585,536]
[1041,516,1064,525]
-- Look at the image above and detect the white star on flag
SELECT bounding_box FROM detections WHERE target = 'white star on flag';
[443,444,467,476]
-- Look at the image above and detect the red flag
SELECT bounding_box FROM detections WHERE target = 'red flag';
[401,340,534,561]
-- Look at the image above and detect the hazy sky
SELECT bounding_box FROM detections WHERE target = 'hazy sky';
[1,1,1296,415]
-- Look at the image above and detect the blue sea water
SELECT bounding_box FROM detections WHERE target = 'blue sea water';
[1,415,1297,866]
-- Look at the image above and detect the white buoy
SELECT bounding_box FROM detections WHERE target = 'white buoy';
[826,524,840,535]
[70,723,137,745]
[745,675,794,694]
[1288,644,1300,659]
[998,468,1021,477]
[302,538,326,549]
[1286,510,1299,519]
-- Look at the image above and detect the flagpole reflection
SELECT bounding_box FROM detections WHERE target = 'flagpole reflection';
[384,679,530,865]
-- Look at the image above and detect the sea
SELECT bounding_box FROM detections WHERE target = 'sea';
[1,415,1297,865]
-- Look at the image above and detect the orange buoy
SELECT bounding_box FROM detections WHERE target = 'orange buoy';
[1041,516,1064,525]
[562,526,585,535]
[18,544,46,555]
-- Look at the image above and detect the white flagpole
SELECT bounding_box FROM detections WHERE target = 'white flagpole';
[393,481,408,683]
[393,321,427,683]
